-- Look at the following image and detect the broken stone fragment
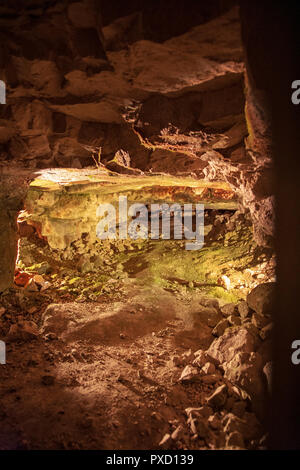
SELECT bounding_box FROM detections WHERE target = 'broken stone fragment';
[220,303,237,317]
[223,412,261,440]
[206,384,228,408]
[242,322,260,339]
[201,362,216,375]
[260,322,273,340]
[7,320,39,342]
[192,306,222,329]
[263,361,272,394]
[199,297,220,310]
[188,418,198,435]
[0,306,6,317]
[25,278,39,292]
[220,275,231,290]
[171,425,183,440]
[252,312,269,329]
[228,314,241,326]
[194,418,209,438]
[231,400,247,418]
[32,274,45,286]
[246,282,275,316]
[192,349,208,368]
[14,271,31,287]
[207,327,259,364]
[201,374,221,385]
[208,414,221,430]
[185,406,213,420]
[212,318,230,337]
[159,433,171,446]
[225,431,245,449]
[180,349,194,363]
[178,365,202,383]
[40,281,51,292]
[207,315,220,328]
[222,351,265,417]
[237,300,250,319]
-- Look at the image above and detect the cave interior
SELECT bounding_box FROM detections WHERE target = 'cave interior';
[0,0,299,451]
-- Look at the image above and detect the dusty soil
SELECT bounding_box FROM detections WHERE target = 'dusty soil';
[0,212,273,450]
[0,278,223,450]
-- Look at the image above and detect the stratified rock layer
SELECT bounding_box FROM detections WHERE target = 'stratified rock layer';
[0,4,274,247]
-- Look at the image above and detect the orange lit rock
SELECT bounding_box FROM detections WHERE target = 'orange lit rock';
[14,271,31,287]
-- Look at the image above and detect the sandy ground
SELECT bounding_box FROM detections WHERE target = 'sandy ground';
[0,281,225,450]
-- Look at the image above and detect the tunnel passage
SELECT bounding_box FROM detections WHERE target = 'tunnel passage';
[0,165,276,452]
[0,1,282,451]
[10,167,275,306]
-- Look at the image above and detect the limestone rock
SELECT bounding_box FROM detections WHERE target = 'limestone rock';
[208,414,221,430]
[260,322,273,340]
[263,361,272,394]
[252,312,270,329]
[7,320,39,342]
[202,362,216,375]
[228,314,241,326]
[222,412,261,440]
[194,418,209,438]
[206,384,227,408]
[225,431,245,448]
[212,318,230,337]
[207,327,259,364]
[179,365,202,383]
[192,350,208,368]
[246,282,275,316]
[237,300,250,319]
[199,297,219,310]
[222,351,265,415]
[192,306,222,329]
[171,425,183,440]
[185,406,213,419]
[159,433,171,447]
[231,401,247,419]
[221,303,237,317]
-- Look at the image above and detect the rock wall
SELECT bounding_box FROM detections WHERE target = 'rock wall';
[0,171,31,291]
[239,0,300,449]
[0,1,275,260]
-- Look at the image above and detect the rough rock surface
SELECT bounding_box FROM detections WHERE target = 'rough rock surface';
[207,327,259,364]
[222,351,266,416]
[246,282,275,316]
[0,3,275,246]
[0,237,271,451]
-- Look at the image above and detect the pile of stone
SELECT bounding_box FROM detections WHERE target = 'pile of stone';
[160,282,274,450]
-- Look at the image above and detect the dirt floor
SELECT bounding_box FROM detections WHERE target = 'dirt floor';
[0,284,217,450]
[0,212,273,450]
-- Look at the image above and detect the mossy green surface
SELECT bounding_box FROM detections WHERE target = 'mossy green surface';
[17,217,265,304]
[107,220,258,303]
